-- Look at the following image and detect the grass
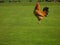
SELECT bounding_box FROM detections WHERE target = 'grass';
[0,2,60,45]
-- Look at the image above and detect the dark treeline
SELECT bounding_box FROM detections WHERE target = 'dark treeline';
[0,0,60,3]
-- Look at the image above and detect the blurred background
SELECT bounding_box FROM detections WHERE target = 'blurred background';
[0,0,60,3]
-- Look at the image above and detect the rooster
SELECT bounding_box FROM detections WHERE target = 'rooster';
[34,2,49,22]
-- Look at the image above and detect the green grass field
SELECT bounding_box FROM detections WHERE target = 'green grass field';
[0,2,60,45]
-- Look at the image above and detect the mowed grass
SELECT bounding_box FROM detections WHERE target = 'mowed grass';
[0,2,60,45]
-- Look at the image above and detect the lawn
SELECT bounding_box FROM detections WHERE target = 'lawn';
[0,2,60,45]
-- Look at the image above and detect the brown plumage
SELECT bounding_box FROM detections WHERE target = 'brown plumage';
[34,2,49,21]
